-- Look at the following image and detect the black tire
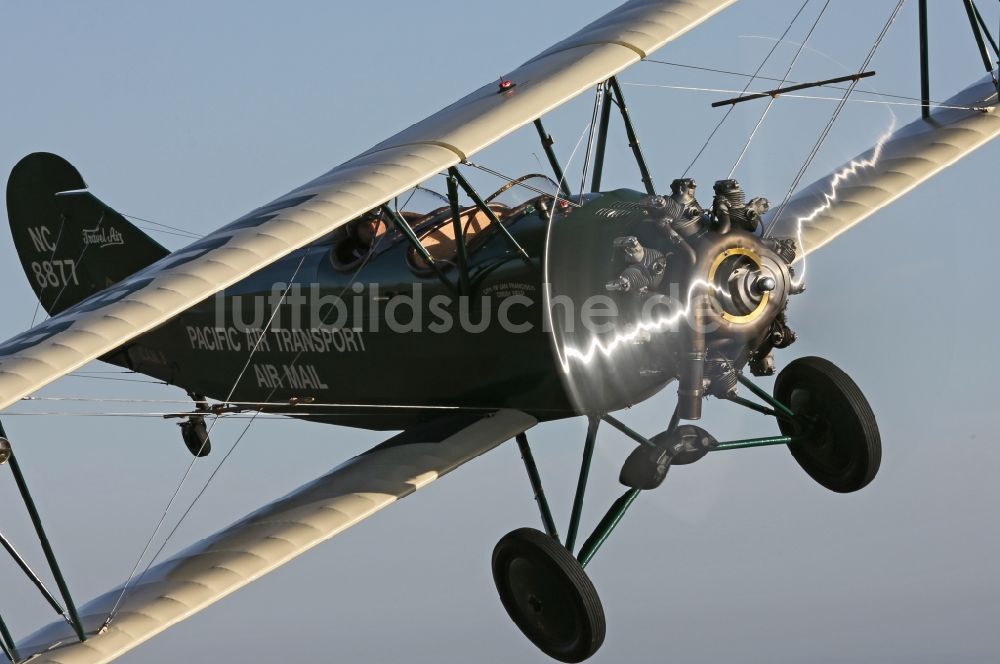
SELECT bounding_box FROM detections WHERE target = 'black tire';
[774,356,880,493]
[492,528,605,662]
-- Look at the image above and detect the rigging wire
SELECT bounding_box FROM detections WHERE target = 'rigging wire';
[134,225,202,241]
[642,58,982,106]
[121,213,202,239]
[768,0,908,237]
[105,225,397,625]
[63,373,167,385]
[123,241,394,606]
[131,114,598,582]
[579,83,606,203]
[729,0,832,177]
[103,251,311,626]
[462,161,583,207]
[621,82,991,111]
[1,406,576,418]
[21,395,470,408]
[1,411,288,419]
[681,0,813,177]
[43,210,110,316]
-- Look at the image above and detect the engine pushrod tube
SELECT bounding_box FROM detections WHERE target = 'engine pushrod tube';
[711,71,876,107]
[565,417,600,554]
[448,167,531,264]
[1,422,86,643]
[601,414,656,448]
[711,435,798,451]
[735,373,796,420]
[577,488,641,568]
[515,433,559,540]
[533,119,568,196]
[0,531,66,617]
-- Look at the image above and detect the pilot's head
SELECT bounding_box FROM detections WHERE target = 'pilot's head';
[350,213,382,246]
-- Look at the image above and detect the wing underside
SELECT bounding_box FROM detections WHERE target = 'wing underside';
[13,410,536,664]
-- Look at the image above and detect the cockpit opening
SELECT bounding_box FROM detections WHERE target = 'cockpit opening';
[329,174,561,274]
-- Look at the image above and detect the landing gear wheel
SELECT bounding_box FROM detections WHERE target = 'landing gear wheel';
[492,528,605,662]
[774,356,880,493]
[180,417,212,458]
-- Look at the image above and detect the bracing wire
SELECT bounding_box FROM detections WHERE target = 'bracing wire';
[461,162,582,207]
[103,251,311,626]
[729,0,832,177]
[680,0,813,177]
[121,213,202,240]
[642,58,984,107]
[20,395,468,408]
[621,83,991,111]
[579,83,606,204]
[105,226,396,626]
[769,0,908,232]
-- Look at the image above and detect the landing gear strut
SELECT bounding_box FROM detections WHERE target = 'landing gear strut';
[495,356,880,661]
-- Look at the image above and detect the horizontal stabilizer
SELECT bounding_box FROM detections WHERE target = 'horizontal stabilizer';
[14,410,535,664]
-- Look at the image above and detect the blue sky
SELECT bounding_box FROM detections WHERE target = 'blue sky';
[1,1,999,662]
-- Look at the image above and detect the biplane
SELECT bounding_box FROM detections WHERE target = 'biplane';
[1,0,998,661]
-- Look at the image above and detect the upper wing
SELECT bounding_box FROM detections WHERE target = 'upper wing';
[0,0,736,413]
[13,409,536,664]
[764,75,1000,256]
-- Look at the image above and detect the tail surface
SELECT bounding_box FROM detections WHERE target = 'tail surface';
[6,152,170,315]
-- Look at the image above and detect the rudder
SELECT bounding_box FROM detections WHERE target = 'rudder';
[6,152,171,315]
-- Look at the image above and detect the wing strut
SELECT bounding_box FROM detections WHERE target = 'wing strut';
[609,77,657,196]
[446,174,473,294]
[590,81,615,193]
[920,0,999,119]
[0,612,16,663]
[449,166,532,264]
[0,421,87,646]
[961,0,998,80]
[919,0,931,119]
[533,119,569,197]
[382,205,458,294]
[582,76,660,197]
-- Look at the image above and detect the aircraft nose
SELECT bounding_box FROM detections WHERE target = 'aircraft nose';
[753,275,776,294]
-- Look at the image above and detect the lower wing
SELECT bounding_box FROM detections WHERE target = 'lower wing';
[14,409,535,664]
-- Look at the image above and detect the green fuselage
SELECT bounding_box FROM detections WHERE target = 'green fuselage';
[109,190,672,429]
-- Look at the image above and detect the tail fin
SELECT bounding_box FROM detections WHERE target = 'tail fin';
[6,152,170,315]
